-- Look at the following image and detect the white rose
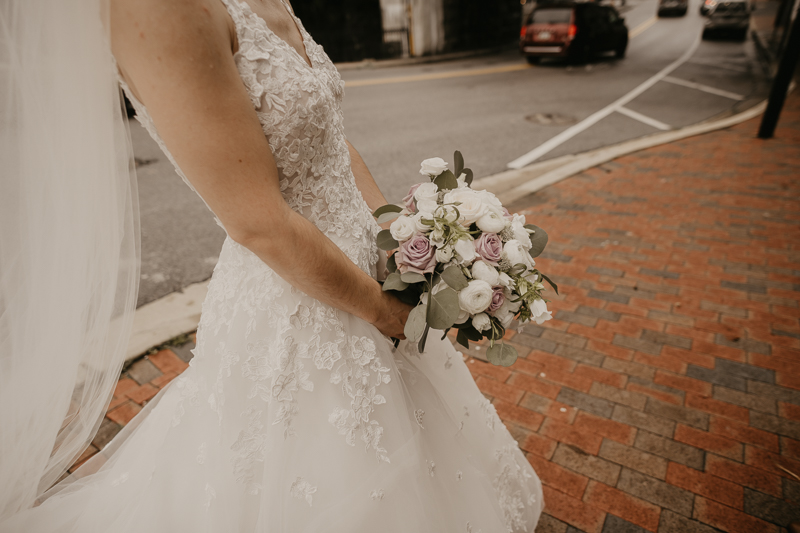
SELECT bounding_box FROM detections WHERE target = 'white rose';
[477,190,503,210]
[454,237,477,264]
[471,260,499,286]
[412,212,431,233]
[389,215,416,242]
[503,240,534,270]
[476,210,508,233]
[416,199,439,218]
[414,182,439,203]
[531,298,552,325]
[458,280,493,314]
[436,245,454,263]
[443,189,486,225]
[472,312,491,332]
[419,157,449,176]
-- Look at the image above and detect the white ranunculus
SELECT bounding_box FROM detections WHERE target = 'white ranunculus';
[458,280,494,314]
[444,189,486,225]
[419,157,449,176]
[454,237,477,264]
[472,312,491,332]
[454,309,469,324]
[389,215,416,242]
[531,298,552,325]
[495,297,523,328]
[477,190,503,210]
[435,245,454,263]
[471,260,499,286]
[476,210,509,234]
[416,199,439,218]
[503,240,534,270]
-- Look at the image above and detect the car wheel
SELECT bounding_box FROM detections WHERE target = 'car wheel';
[702,28,710,39]
[657,8,665,16]
[525,56,541,65]
[739,28,748,40]
[616,40,628,58]
[679,7,687,15]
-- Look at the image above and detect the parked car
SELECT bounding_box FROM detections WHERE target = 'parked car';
[658,0,688,16]
[700,0,717,15]
[520,1,628,63]
[702,0,750,39]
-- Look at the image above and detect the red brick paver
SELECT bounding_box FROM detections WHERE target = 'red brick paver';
[74,94,800,532]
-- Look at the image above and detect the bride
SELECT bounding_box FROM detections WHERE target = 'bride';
[0,0,542,531]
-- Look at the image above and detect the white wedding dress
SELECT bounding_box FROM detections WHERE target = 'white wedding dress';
[2,1,542,531]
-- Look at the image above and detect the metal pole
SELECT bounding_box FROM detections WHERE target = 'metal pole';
[758,1,800,139]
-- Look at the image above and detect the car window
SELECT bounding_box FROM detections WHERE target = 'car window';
[716,1,747,11]
[529,8,573,24]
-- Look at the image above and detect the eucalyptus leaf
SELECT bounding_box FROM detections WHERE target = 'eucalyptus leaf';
[377,211,401,224]
[382,272,408,292]
[462,168,474,186]
[404,305,427,342]
[486,343,518,367]
[458,323,483,341]
[386,253,397,273]
[525,224,549,258]
[454,151,464,177]
[441,265,469,291]
[456,330,470,349]
[541,273,559,295]
[426,287,460,330]
[373,204,403,218]
[377,229,399,251]
[433,169,458,191]
[400,271,426,284]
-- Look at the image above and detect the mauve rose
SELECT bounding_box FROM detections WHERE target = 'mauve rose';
[488,286,505,314]
[396,234,437,275]
[474,233,503,265]
[402,183,420,212]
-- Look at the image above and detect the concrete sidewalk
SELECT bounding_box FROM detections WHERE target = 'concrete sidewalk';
[76,92,799,532]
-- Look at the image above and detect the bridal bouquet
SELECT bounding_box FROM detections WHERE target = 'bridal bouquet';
[374,152,557,367]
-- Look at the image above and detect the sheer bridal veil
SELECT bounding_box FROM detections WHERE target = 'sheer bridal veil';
[0,0,139,523]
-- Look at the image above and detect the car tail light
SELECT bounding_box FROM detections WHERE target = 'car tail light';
[568,24,577,39]
[520,26,527,38]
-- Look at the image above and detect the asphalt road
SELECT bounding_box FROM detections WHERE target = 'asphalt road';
[131,0,769,306]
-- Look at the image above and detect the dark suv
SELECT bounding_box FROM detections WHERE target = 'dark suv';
[520,1,629,63]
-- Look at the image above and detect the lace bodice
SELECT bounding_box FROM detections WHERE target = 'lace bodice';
[119,0,379,275]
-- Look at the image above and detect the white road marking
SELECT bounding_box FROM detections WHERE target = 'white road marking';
[662,75,746,100]
[616,106,671,130]
[507,36,701,169]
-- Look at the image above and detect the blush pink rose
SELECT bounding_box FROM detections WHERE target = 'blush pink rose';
[396,234,437,275]
[402,183,421,213]
[502,207,514,220]
[474,233,503,266]
[488,286,505,314]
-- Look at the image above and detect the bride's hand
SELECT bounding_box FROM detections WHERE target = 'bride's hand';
[371,292,413,339]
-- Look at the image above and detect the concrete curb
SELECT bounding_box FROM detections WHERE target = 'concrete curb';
[475,97,772,205]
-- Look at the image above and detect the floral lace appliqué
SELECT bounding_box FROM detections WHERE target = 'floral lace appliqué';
[290,477,317,507]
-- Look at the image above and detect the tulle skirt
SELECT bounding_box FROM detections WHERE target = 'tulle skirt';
[2,238,542,532]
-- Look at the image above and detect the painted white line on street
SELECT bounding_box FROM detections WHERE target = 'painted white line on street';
[686,57,749,73]
[629,16,657,39]
[616,106,671,130]
[662,75,746,100]
[507,36,701,169]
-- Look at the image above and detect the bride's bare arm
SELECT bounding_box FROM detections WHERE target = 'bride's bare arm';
[111,0,410,337]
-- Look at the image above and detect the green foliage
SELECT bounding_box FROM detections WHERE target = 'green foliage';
[400,271,426,284]
[433,169,458,191]
[525,224,549,258]
[373,204,402,218]
[541,273,559,295]
[441,265,469,290]
[454,150,464,177]
[486,343,518,367]
[462,168,474,186]
[382,272,408,291]
[404,304,427,342]
[377,229,399,251]
[426,287,460,330]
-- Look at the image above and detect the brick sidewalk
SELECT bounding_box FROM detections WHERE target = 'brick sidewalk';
[76,94,800,532]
